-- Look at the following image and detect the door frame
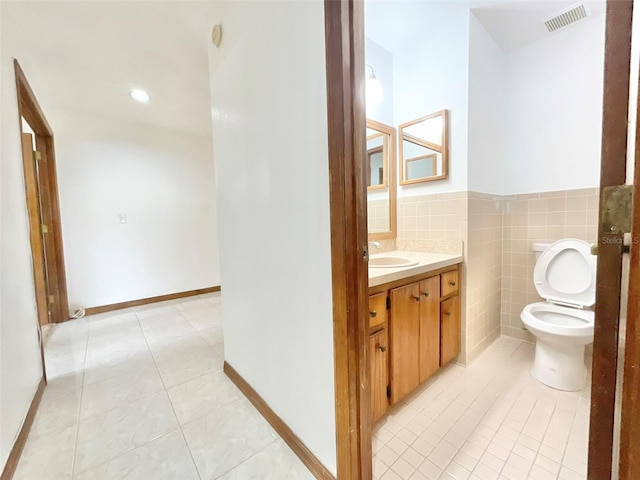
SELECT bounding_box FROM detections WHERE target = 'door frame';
[14,59,69,325]
[326,0,638,478]
[588,1,634,479]
[619,4,640,476]
[324,1,371,479]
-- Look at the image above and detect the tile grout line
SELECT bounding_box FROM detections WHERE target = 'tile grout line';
[69,314,92,478]
[134,306,205,480]
[386,345,512,478]
[70,299,221,479]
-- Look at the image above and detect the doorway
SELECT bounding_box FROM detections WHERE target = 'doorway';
[324,0,640,479]
[15,59,69,326]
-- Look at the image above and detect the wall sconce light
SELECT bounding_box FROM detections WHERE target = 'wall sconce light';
[366,64,383,107]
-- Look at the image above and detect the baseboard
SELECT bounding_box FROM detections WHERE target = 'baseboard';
[0,378,45,480]
[84,286,221,316]
[223,362,335,480]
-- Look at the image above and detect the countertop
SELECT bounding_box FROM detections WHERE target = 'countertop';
[368,250,463,288]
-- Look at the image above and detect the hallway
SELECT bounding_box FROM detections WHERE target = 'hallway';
[14,293,314,480]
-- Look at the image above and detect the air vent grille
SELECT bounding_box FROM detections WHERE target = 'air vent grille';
[544,4,588,32]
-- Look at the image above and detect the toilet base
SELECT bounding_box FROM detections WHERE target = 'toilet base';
[532,340,587,391]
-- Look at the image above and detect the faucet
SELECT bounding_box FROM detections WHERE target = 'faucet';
[368,241,381,250]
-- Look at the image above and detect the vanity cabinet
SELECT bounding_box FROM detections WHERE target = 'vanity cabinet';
[369,264,461,413]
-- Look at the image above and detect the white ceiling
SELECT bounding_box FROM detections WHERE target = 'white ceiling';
[1,1,219,137]
[2,0,606,138]
[365,0,606,55]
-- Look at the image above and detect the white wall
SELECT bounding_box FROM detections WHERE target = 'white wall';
[208,1,336,474]
[48,110,219,308]
[503,14,606,195]
[0,38,45,472]
[365,37,394,125]
[467,12,507,195]
[393,8,470,196]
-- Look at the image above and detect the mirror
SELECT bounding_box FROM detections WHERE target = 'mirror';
[399,109,448,185]
[366,132,387,189]
[366,119,397,240]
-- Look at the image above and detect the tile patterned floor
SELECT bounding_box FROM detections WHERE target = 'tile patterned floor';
[15,293,590,480]
[373,338,591,480]
[15,293,314,480]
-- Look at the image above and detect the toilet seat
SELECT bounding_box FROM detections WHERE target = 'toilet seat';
[534,239,596,308]
[521,302,594,340]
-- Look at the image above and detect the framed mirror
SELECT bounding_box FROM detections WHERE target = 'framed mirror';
[399,109,448,185]
[366,119,397,240]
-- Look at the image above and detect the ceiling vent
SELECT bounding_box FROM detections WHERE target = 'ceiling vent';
[544,4,588,33]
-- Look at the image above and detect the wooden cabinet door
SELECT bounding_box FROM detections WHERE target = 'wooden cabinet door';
[440,294,461,366]
[370,329,388,422]
[389,282,420,404]
[419,276,441,383]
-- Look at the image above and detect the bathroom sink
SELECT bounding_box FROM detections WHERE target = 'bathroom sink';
[369,256,418,268]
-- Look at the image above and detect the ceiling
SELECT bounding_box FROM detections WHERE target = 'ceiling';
[365,0,606,55]
[1,1,219,137]
[2,0,606,138]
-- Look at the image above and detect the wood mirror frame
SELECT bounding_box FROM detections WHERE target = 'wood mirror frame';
[398,109,449,185]
[366,119,397,241]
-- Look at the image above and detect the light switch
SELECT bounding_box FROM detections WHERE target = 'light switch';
[119,214,127,224]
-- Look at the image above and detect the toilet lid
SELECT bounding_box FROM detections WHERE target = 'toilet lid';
[534,239,597,308]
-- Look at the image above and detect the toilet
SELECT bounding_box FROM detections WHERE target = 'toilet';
[520,239,597,391]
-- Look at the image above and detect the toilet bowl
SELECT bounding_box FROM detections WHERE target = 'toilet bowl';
[520,239,596,391]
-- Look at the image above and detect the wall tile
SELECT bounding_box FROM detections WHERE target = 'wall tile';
[390,187,598,363]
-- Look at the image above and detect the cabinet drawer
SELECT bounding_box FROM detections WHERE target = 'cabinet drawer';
[368,293,387,329]
[441,270,459,297]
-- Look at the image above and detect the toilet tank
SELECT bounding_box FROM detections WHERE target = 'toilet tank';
[532,242,552,260]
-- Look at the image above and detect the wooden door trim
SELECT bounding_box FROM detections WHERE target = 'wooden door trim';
[588,1,633,479]
[14,59,70,324]
[619,33,640,480]
[324,1,370,478]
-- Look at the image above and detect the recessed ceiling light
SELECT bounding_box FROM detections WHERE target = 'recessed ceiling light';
[129,89,150,103]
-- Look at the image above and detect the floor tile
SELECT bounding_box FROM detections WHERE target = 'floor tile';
[182,399,278,479]
[29,386,81,437]
[199,325,224,346]
[29,293,313,480]
[147,331,211,364]
[13,423,76,480]
[155,345,223,388]
[79,364,165,419]
[73,430,199,480]
[373,337,590,480]
[216,439,315,480]
[74,390,179,474]
[167,370,243,425]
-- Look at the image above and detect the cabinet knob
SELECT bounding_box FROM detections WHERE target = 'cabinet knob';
[421,292,429,297]
[378,345,387,352]
[444,311,451,316]
[370,310,377,318]
[412,295,420,302]
[449,281,456,287]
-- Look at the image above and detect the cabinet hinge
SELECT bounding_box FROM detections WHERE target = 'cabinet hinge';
[386,385,391,398]
[48,295,55,304]
[33,150,42,162]
[41,224,49,234]
[386,296,391,310]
